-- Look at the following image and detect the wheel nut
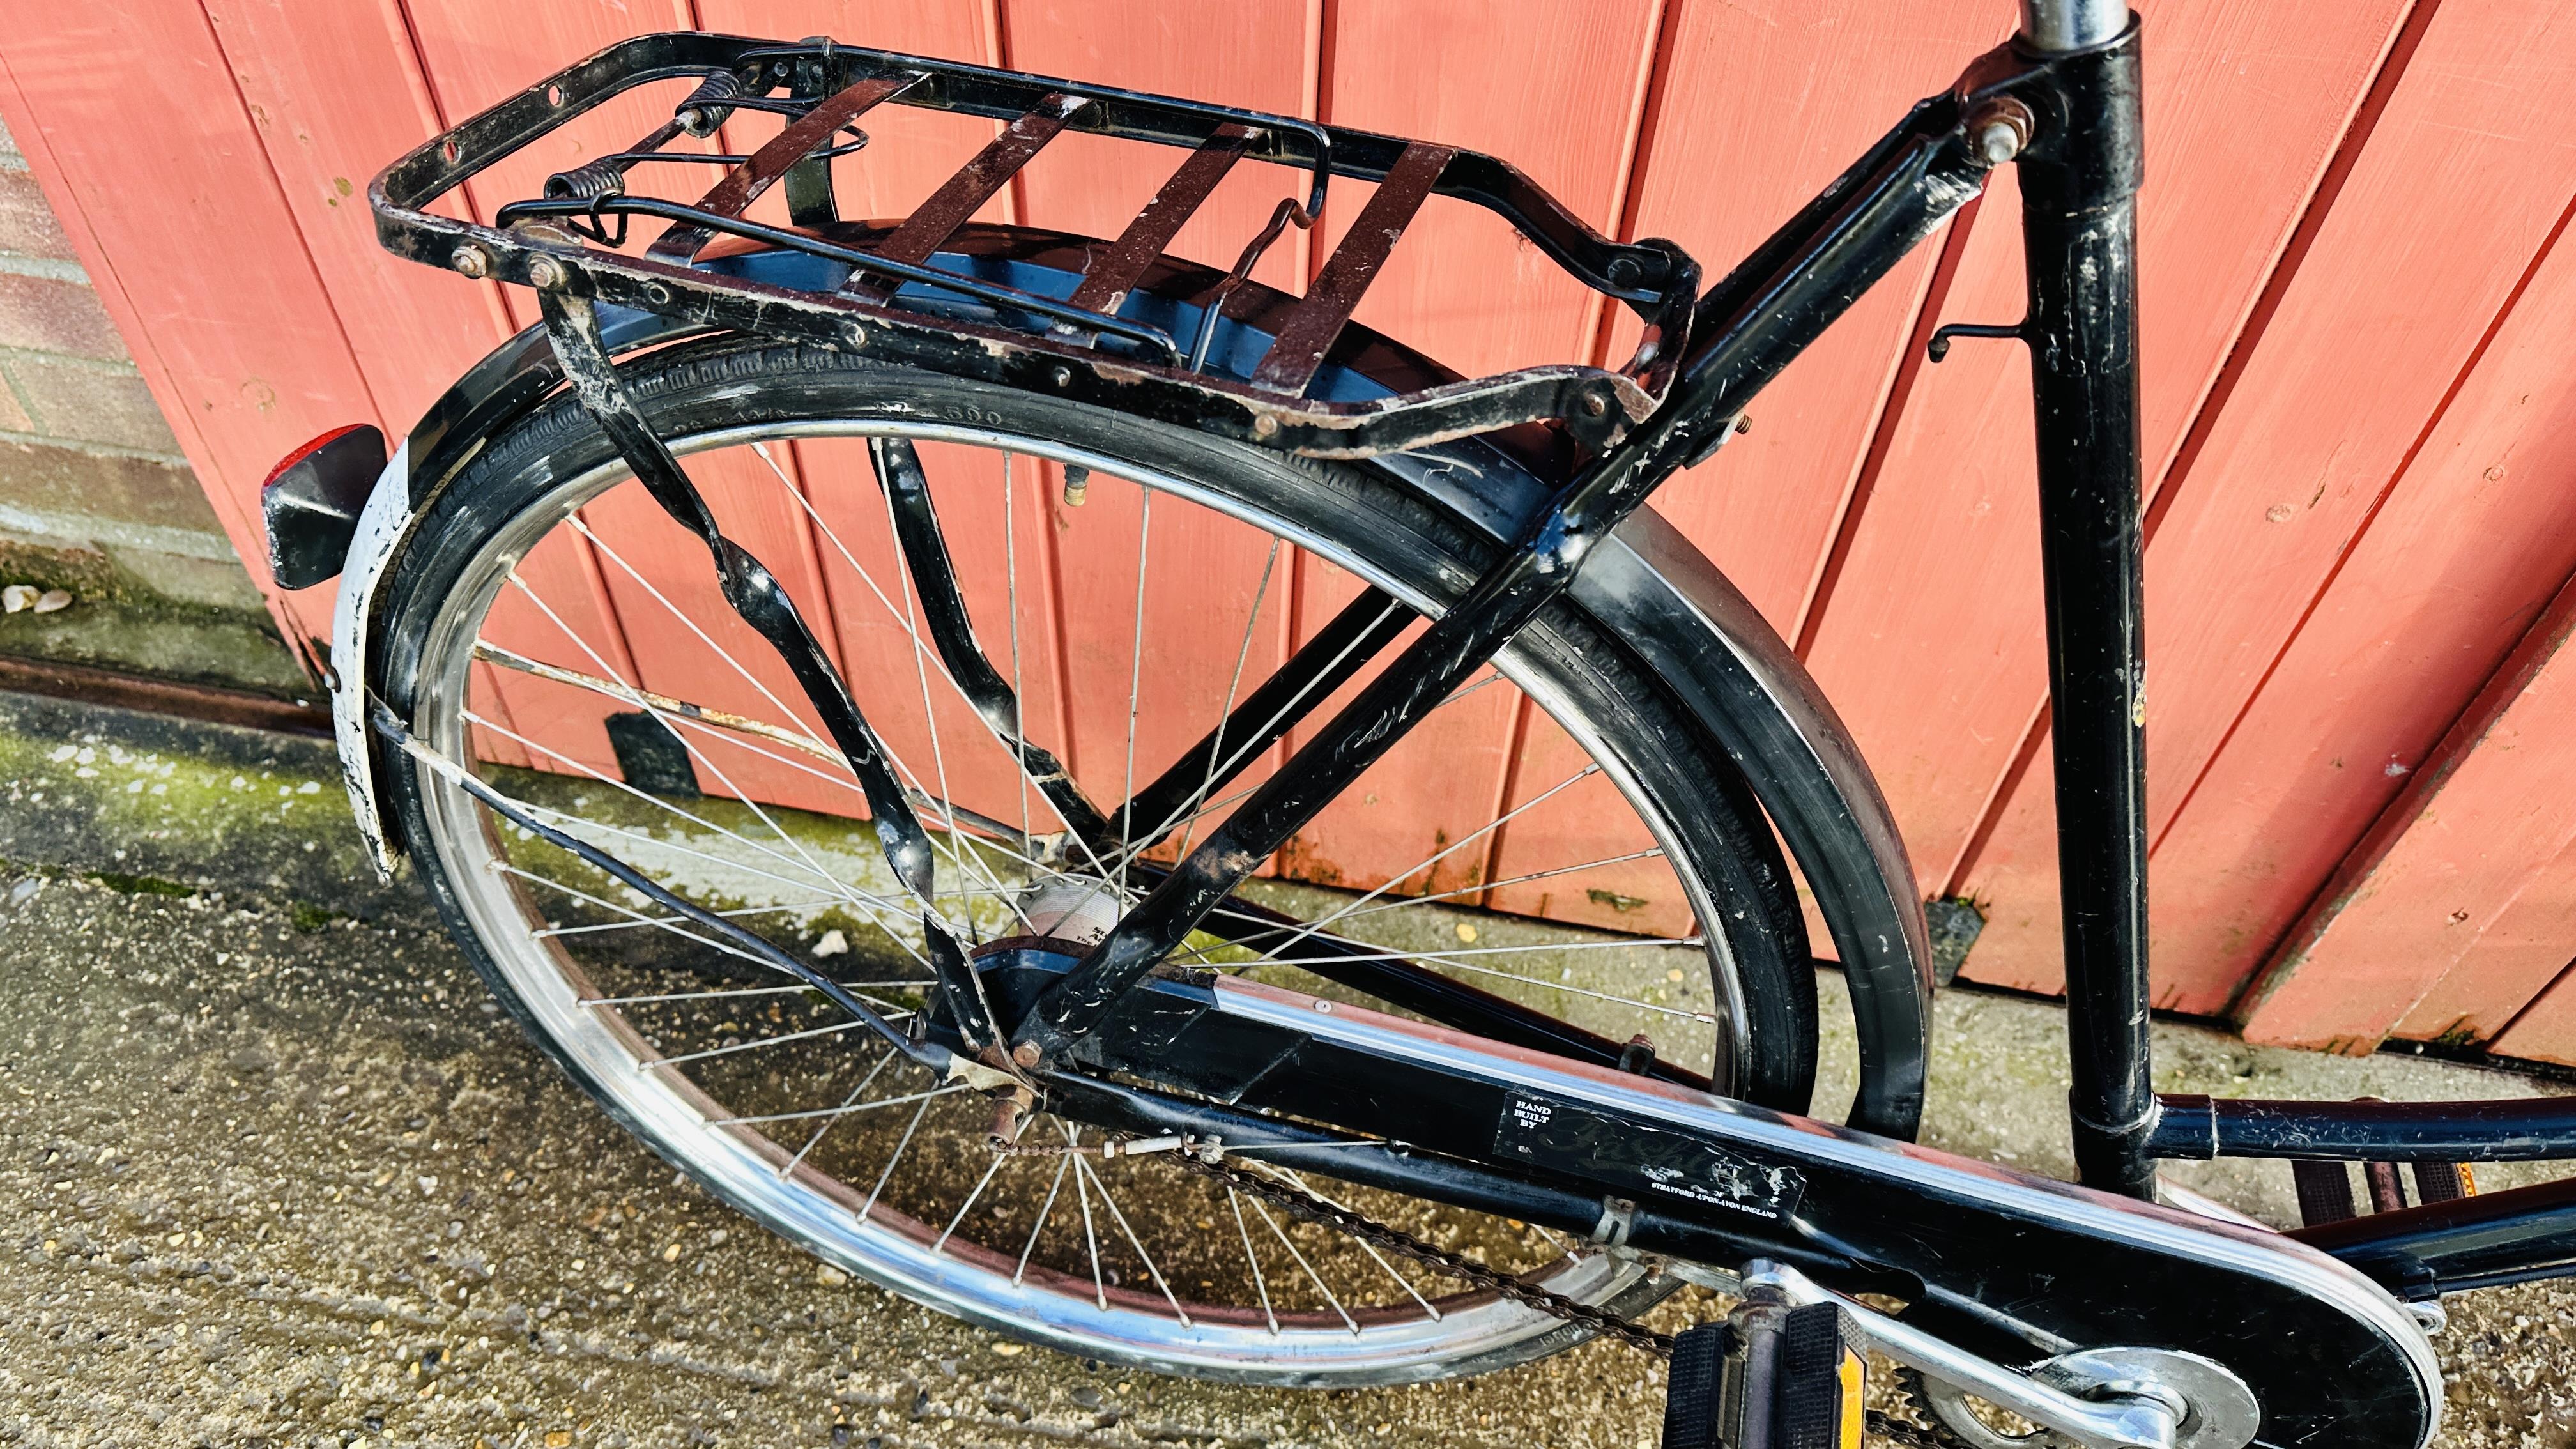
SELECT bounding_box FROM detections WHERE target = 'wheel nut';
[450,245,491,279]
[1969,98,2035,165]
[526,255,569,291]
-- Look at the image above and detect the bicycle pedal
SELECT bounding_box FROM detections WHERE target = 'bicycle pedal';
[1664,1294,1863,1449]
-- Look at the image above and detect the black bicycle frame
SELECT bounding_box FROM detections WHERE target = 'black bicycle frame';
[1004,0,2576,1269]
[355,0,2576,1315]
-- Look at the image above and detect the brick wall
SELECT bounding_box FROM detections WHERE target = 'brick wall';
[0,117,304,697]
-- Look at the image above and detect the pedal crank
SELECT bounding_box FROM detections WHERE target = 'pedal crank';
[1734,1264,2255,1449]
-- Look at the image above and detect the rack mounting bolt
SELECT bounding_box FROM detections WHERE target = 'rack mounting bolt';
[450,245,491,280]
[526,255,570,291]
[1969,98,2035,165]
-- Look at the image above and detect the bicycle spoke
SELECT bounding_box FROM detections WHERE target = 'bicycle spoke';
[581,980,932,1006]
[1229,1189,1278,1335]
[1078,1155,1192,1326]
[712,1082,963,1126]
[493,799,931,967]
[781,1044,900,1178]
[933,1152,1009,1255]
[642,1018,874,1070]
[1073,1138,1108,1308]
[1111,590,1410,862]
[1330,848,1666,925]
[482,638,1036,854]
[1120,488,1153,841]
[1016,1145,1074,1286]
[503,864,791,977]
[1281,764,1606,948]
[1247,1194,1356,1333]
[1004,452,1033,849]
[859,1089,939,1223]
[1249,1163,1442,1320]
[466,661,859,905]
[1177,536,1277,866]
[754,441,1119,884]
[570,518,831,751]
[540,896,847,939]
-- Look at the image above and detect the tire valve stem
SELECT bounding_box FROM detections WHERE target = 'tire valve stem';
[1061,464,1090,508]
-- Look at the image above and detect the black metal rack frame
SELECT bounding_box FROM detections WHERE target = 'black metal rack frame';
[372,31,1698,461]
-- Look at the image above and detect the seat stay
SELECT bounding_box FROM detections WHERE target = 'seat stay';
[1108,582,1413,853]
[866,436,1115,851]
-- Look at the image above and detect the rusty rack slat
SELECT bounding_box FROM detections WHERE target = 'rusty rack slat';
[846,91,1091,298]
[1249,141,1453,399]
[650,72,921,263]
[1064,123,1256,318]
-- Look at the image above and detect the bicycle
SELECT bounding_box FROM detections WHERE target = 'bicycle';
[250,2,2576,1445]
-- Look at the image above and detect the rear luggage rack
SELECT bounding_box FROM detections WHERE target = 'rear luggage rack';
[371,33,1701,459]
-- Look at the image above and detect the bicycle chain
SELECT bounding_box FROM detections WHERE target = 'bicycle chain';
[1166,1147,1680,1358]
[1078,1138,1966,1449]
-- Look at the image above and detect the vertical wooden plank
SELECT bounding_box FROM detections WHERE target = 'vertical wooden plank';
[1048,470,1294,848]
[1956,0,2576,1006]
[572,448,861,816]
[402,0,699,331]
[2236,569,2576,1052]
[0,0,402,654]
[793,437,1074,835]
[1003,0,1312,288]
[1280,0,1658,898]
[1606,0,2004,633]
[204,0,510,429]
[2099,201,2576,1011]
[1811,0,2414,919]
[694,0,1004,233]
[1317,0,1657,381]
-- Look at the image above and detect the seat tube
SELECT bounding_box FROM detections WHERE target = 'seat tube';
[2015,3,2154,1196]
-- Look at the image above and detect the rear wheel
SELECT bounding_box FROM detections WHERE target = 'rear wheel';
[381,339,1814,1383]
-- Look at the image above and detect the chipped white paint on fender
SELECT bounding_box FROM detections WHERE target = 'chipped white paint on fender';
[330,437,413,879]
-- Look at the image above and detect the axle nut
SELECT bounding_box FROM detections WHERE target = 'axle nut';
[1969,98,2035,165]
[1010,1041,1042,1070]
[450,245,491,280]
[526,255,570,291]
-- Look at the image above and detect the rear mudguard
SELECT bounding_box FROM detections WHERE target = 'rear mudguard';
[323,226,1934,1138]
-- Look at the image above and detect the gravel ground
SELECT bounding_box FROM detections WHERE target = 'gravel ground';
[6,873,2573,1449]
[0,693,2570,1447]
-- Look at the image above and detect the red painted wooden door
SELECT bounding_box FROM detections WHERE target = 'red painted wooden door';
[10,0,2576,1061]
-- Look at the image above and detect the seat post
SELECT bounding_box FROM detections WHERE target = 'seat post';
[2019,0,2127,52]
[2014,3,2156,1197]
